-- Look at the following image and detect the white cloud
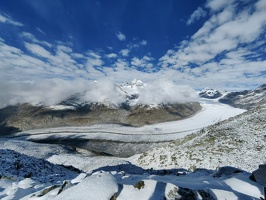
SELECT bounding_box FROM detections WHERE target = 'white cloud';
[120,49,130,57]
[86,57,104,70]
[140,40,147,46]
[131,56,154,72]
[116,31,126,41]
[24,43,52,59]
[138,79,199,104]
[87,51,101,59]
[36,27,46,35]
[158,0,266,90]
[0,79,90,108]
[82,79,124,104]
[0,13,23,26]
[131,57,142,66]
[22,32,52,47]
[187,7,207,25]
[113,59,129,71]
[106,53,117,59]
[127,39,148,49]
[206,0,234,12]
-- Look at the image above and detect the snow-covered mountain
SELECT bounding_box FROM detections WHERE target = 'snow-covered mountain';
[118,79,147,103]
[219,84,266,109]
[56,79,146,108]
[199,88,225,99]
[132,104,266,172]
[0,79,202,134]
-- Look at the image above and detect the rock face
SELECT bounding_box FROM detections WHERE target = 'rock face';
[0,102,201,134]
[0,149,79,183]
[219,84,266,109]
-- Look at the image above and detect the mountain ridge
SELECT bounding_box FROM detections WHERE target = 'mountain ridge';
[133,104,266,172]
[219,84,266,109]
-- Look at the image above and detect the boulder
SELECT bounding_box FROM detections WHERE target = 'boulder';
[251,164,266,186]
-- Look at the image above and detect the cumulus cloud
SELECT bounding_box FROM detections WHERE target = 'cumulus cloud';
[127,39,148,49]
[86,56,104,70]
[187,7,207,25]
[116,31,126,41]
[120,49,130,56]
[131,56,154,72]
[106,53,117,59]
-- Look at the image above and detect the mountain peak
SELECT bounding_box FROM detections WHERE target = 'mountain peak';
[199,88,224,99]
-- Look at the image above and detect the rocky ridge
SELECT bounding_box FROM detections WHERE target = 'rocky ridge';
[219,84,266,109]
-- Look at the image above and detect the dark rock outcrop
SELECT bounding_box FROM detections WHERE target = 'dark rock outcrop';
[214,166,243,178]
[251,164,266,186]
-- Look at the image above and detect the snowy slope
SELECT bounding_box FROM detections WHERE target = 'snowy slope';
[132,104,266,172]
[0,155,263,200]
[0,102,264,199]
[0,139,263,199]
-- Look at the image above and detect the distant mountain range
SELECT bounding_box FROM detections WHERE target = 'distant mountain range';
[0,82,265,135]
[199,84,265,110]
[219,84,266,109]
[0,79,201,134]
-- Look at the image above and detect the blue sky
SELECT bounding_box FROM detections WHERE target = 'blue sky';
[0,0,266,106]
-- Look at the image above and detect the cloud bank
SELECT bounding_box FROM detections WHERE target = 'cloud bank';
[138,79,199,105]
[0,78,198,109]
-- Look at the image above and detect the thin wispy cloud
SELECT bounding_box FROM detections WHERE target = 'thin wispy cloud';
[187,7,207,25]
[0,13,23,26]
[22,32,52,47]
[206,0,234,12]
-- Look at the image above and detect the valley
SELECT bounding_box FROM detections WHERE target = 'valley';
[0,84,265,199]
[4,99,244,157]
